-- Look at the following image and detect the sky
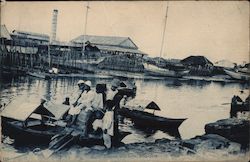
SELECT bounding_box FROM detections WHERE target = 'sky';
[1,1,249,63]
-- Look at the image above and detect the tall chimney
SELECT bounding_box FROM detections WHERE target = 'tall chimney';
[51,9,58,42]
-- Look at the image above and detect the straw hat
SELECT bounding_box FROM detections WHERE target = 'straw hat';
[77,80,85,85]
[84,80,92,87]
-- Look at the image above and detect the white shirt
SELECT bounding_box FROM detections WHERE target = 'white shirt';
[92,93,103,109]
[102,111,114,136]
[68,90,104,115]
[68,90,93,115]
[78,90,95,108]
[79,90,104,109]
[107,89,118,101]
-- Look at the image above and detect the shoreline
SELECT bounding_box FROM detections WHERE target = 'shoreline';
[0,65,245,84]
[2,118,249,161]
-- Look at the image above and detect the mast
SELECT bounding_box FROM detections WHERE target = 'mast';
[82,1,90,57]
[159,1,169,59]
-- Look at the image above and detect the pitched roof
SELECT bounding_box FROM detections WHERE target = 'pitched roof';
[0,25,12,40]
[71,35,138,49]
[181,55,213,66]
[1,98,41,121]
[12,30,50,41]
[43,102,70,120]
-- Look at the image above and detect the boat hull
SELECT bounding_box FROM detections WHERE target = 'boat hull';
[2,119,130,146]
[3,120,64,144]
[119,108,187,130]
[144,63,189,78]
[224,69,250,81]
[27,72,58,79]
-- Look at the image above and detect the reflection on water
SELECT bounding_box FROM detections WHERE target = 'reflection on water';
[0,73,249,144]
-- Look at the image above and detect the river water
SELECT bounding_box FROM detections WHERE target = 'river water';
[0,72,249,151]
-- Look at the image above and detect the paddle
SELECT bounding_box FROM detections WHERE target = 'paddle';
[41,130,75,158]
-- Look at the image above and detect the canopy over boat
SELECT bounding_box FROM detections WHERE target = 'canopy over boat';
[145,101,160,111]
[43,102,70,120]
[1,98,53,121]
[1,98,69,121]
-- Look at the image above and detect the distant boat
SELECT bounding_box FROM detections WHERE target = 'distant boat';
[143,63,189,78]
[224,69,250,81]
[27,68,59,79]
[27,71,47,79]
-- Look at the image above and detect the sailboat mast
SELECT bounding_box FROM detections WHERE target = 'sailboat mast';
[82,1,90,56]
[159,1,169,58]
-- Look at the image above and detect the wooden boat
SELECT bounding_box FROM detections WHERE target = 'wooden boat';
[27,71,47,79]
[27,68,60,79]
[224,69,250,81]
[143,63,189,78]
[1,100,129,146]
[3,119,130,146]
[1,100,70,144]
[119,101,187,130]
[27,71,59,80]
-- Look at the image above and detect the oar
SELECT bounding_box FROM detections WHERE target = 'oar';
[42,136,75,158]
[221,103,231,105]
[41,130,75,158]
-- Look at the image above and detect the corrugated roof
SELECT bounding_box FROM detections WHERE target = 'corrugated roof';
[0,25,12,40]
[96,45,146,55]
[71,35,138,49]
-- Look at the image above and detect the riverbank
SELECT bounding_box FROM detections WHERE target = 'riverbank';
[56,118,249,161]
[1,118,249,162]
[1,65,244,84]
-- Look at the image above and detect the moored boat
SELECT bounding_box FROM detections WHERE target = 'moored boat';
[1,100,70,144]
[143,63,189,78]
[27,71,47,79]
[1,100,130,146]
[119,101,187,130]
[224,69,250,81]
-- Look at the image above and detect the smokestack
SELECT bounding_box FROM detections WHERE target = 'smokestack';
[51,9,58,42]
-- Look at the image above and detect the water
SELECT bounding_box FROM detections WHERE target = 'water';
[0,73,249,146]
